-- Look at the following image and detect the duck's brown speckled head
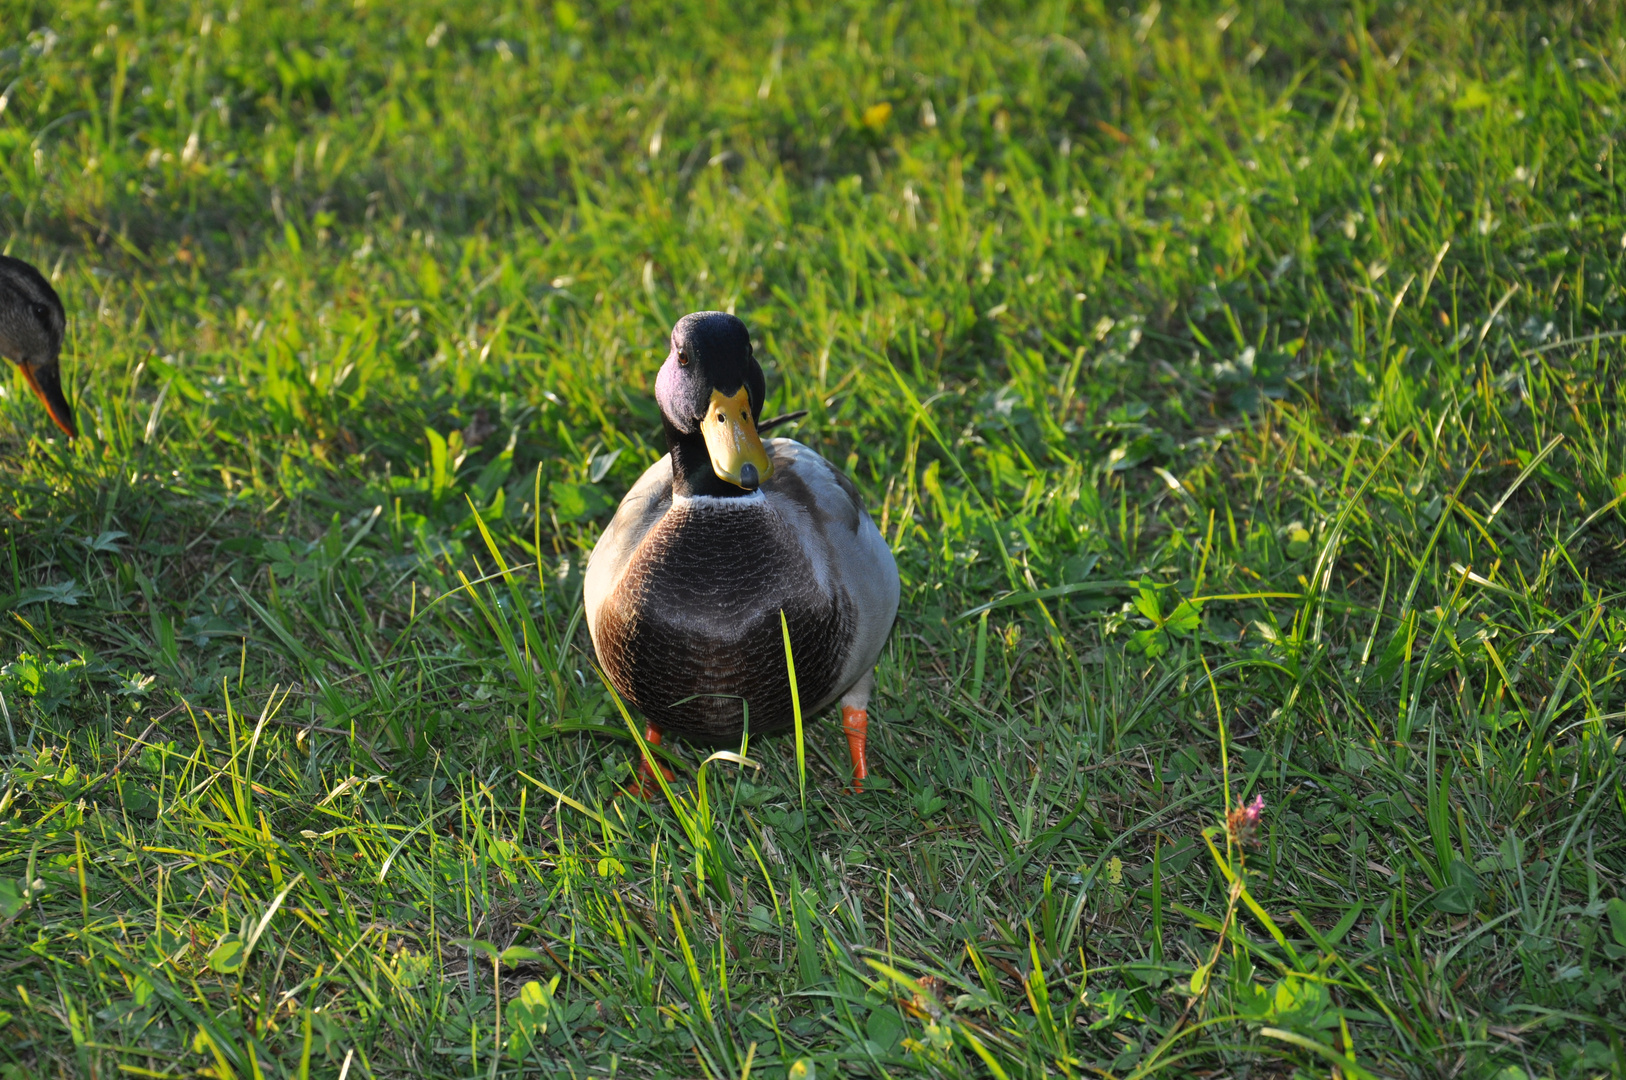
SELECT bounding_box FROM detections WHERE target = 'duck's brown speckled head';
[656,312,772,497]
[0,255,76,439]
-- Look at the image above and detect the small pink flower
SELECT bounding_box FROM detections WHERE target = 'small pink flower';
[1226,793,1267,846]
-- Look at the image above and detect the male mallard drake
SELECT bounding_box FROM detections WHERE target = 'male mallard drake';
[586,311,900,793]
[0,255,77,439]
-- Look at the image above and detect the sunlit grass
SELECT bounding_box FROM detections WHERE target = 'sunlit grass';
[2,1,1625,1077]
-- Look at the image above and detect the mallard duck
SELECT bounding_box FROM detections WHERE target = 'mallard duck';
[0,255,77,439]
[586,311,900,793]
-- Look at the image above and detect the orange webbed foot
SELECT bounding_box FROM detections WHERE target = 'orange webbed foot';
[841,705,869,794]
[624,722,677,799]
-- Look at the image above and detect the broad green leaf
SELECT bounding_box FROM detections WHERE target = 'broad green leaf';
[506,977,558,1060]
[0,879,27,920]
[549,480,609,522]
[1453,80,1492,110]
[500,945,546,964]
[1606,897,1626,948]
[426,427,450,502]
[208,935,246,974]
[1132,580,1162,621]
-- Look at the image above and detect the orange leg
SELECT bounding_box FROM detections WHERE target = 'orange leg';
[841,706,869,793]
[630,722,676,798]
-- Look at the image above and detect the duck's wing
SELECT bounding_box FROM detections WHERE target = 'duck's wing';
[585,454,673,644]
[764,438,901,707]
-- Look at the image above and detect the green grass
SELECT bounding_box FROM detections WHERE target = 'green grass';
[2,0,1625,1076]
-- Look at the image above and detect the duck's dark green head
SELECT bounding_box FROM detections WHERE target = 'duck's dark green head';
[656,311,772,497]
[0,255,76,440]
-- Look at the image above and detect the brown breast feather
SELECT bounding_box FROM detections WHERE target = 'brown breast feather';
[596,500,854,745]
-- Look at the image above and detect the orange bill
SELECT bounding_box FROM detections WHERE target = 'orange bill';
[18,360,78,439]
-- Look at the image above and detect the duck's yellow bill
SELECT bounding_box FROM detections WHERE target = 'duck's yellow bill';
[701,387,773,491]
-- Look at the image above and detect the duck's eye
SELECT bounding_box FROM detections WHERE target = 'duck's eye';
[30,303,50,327]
